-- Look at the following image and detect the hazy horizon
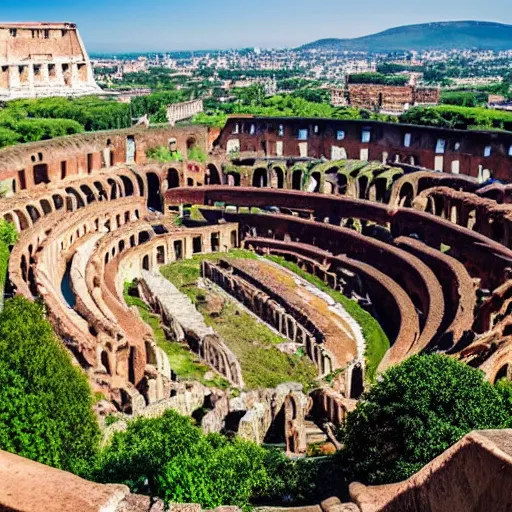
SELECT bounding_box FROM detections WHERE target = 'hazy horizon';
[4,0,512,52]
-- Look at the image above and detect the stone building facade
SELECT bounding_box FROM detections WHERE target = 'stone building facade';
[0,22,101,100]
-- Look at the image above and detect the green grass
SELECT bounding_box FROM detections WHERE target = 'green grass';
[124,282,230,389]
[263,256,390,383]
[160,252,318,391]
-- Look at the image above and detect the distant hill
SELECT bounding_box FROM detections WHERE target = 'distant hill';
[300,21,512,52]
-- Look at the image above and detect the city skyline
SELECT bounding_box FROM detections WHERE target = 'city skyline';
[4,0,512,52]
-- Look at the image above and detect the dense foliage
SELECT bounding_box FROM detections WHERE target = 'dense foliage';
[339,354,511,485]
[0,297,100,473]
[400,104,512,130]
[0,220,18,308]
[348,73,409,86]
[91,409,341,509]
[0,97,132,148]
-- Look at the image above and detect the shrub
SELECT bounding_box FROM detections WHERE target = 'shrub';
[0,297,100,473]
[339,354,511,485]
[90,410,270,509]
[146,146,183,162]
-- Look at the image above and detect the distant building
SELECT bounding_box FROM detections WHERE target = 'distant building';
[331,83,440,113]
[0,22,101,100]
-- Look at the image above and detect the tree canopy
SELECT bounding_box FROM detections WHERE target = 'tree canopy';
[339,354,511,485]
[0,297,100,474]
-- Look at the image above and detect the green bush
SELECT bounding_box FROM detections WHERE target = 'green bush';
[187,145,207,163]
[0,297,100,474]
[91,410,270,509]
[348,73,409,86]
[339,354,511,485]
[146,146,183,163]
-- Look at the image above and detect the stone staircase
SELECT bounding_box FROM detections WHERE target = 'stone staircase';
[305,420,328,445]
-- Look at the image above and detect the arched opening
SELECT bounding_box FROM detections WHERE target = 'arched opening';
[399,182,414,208]
[374,178,388,203]
[94,181,107,201]
[66,187,85,209]
[33,163,49,185]
[495,364,510,384]
[135,173,145,197]
[186,137,197,151]
[292,170,302,190]
[26,205,40,223]
[101,351,111,375]
[120,175,134,197]
[271,167,284,189]
[128,347,136,384]
[52,194,64,210]
[138,231,150,244]
[226,173,240,186]
[80,185,96,204]
[40,199,52,215]
[107,179,118,200]
[337,174,347,195]
[156,245,165,264]
[253,168,268,188]
[358,176,369,199]
[206,164,221,185]
[167,168,180,189]
[142,255,150,271]
[350,364,364,399]
[146,172,162,212]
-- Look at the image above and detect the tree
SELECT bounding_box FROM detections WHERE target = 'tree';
[0,297,100,474]
[91,410,271,509]
[339,354,511,485]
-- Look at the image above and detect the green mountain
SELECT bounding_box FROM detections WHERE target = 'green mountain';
[300,21,512,52]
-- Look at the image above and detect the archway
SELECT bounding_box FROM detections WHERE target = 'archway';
[271,167,284,189]
[207,164,221,185]
[66,187,85,209]
[107,179,118,200]
[120,175,135,197]
[167,168,180,189]
[146,172,162,212]
[80,184,96,204]
[253,168,268,188]
[292,170,302,190]
[399,182,414,208]
[227,173,240,186]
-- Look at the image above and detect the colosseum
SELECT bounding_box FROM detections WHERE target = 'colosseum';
[2,115,512,511]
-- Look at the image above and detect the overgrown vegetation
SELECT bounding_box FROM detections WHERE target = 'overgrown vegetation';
[263,255,389,382]
[89,409,342,509]
[123,282,229,389]
[347,73,409,86]
[0,97,131,148]
[339,354,512,485]
[146,146,183,163]
[160,252,318,391]
[0,297,100,474]
[400,104,512,131]
[0,220,18,309]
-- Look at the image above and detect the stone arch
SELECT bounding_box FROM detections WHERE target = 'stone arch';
[146,172,162,212]
[494,364,511,384]
[66,187,86,209]
[399,182,414,208]
[291,170,302,190]
[80,184,97,204]
[14,209,30,231]
[206,164,221,185]
[52,193,65,210]
[94,181,108,201]
[3,212,17,232]
[357,175,369,200]
[134,173,145,197]
[271,166,285,189]
[120,175,135,197]
[107,179,119,200]
[310,171,322,193]
[142,255,150,271]
[253,168,268,188]
[138,231,151,244]
[167,168,180,189]
[226,173,240,186]
[39,198,52,215]
[101,350,111,375]
[349,364,364,399]
[26,204,41,223]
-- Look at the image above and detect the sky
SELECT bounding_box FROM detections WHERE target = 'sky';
[2,0,512,52]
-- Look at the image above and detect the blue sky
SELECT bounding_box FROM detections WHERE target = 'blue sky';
[3,0,512,52]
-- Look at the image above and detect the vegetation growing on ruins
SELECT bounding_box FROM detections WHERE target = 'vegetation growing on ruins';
[0,97,132,148]
[400,104,512,131]
[339,354,512,485]
[90,409,341,508]
[146,145,183,162]
[0,220,18,310]
[0,297,100,474]
[263,255,390,382]
[160,252,318,391]
[187,145,207,163]
[347,73,409,86]
[124,282,229,389]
